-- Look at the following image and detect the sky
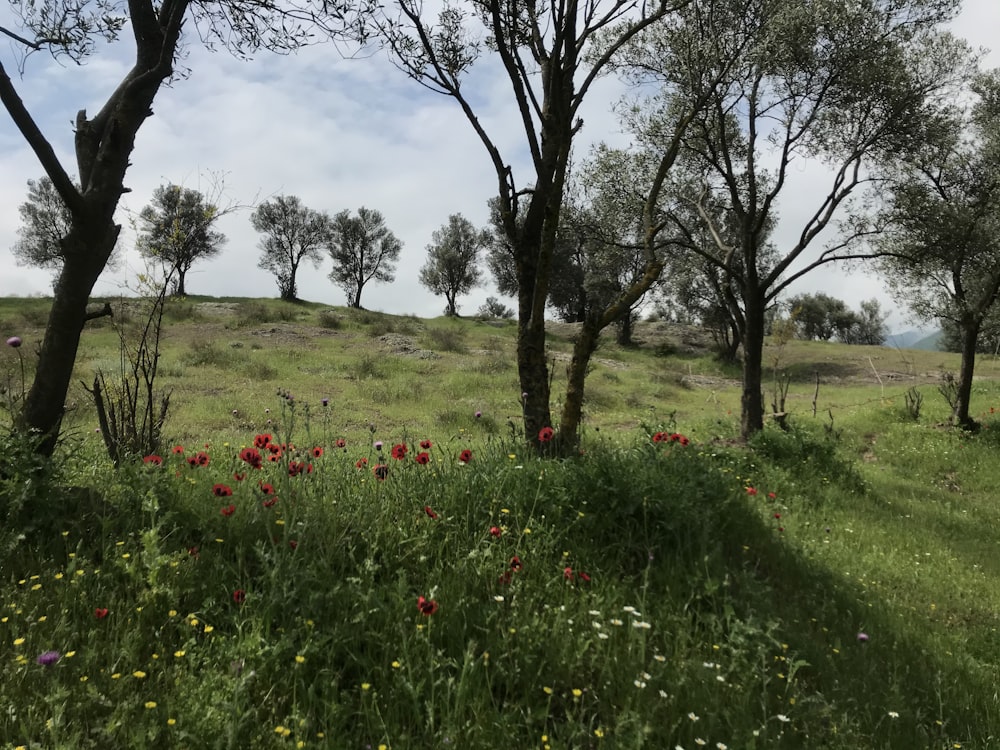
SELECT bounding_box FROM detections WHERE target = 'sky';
[1,0,998,331]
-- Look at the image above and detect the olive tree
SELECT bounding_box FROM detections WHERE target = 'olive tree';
[252,195,331,301]
[0,0,356,455]
[418,214,487,316]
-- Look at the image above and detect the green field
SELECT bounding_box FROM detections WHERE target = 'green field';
[1,296,999,749]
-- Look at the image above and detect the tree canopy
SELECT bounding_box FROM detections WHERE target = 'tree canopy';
[252,195,331,301]
[326,207,401,309]
[418,214,487,316]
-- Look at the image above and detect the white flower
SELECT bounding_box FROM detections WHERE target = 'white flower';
[623,605,637,613]
[597,632,609,640]
[653,654,667,662]
[717,744,728,750]
[592,621,602,629]
[634,679,646,688]
[659,689,669,698]
[632,621,652,629]
[688,712,700,722]
[776,714,790,723]
[641,671,651,680]
[493,595,504,602]
[610,618,623,626]
[888,711,899,719]
[716,675,726,683]
[695,739,706,747]
[702,661,716,669]
[589,609,602,616]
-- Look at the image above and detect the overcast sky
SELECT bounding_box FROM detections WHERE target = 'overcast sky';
[1,0,998,330]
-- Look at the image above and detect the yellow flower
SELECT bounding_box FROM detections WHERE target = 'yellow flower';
[111,673,121,679]
[543,686,553,695]
[295,655,306,664]
[64,651,76,658]
[167,718,176,726]
[203,625,214,634]
[190,618,199,627]
[54,573,63,580]
[594,728,605,738]
[13,637,24,646]
[276,519,285,526]
[37,616,47,623]
[378,745,388,750]
[174,650,186,658]
[361,683,371,691]
[30,584,41,591]
[572,688,583,698]
[168,609,178,617]
[274,726,286,735]
[133,670,147,679]
[297,743,306,749]
[144,701,157,709]
[391,661,401,669]
[80,676,88,682]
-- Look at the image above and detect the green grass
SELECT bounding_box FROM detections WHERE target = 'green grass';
[2,296,1000,748]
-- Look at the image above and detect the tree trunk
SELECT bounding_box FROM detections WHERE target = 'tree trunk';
[517,322,552,447]
[22,229,117,455]
[351,285,363,309]
[954,318,981,430]
[740,297,766,440]
[445,294,457,316]
[558,319,600,451]
[174,268,187,297]
[615,312,634,346]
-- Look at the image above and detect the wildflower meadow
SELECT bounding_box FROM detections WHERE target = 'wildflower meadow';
[2,299,1000,749]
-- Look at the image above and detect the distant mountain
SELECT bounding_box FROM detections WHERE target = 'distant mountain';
[909,330,944,351]
[884,330,932,349]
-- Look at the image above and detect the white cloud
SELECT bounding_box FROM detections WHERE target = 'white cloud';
[1,0,998,330]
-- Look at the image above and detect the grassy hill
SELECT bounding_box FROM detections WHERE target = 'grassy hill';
[2,296,1000,749]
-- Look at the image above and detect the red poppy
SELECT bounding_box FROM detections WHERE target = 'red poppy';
[510,556,522,572]
[232,589,246,604]
[355,457,368,469]
[424,505,438,519]
[373,464,389,481]
[577,571,591,583]
[212,483,233,497]
[311,446,323,458]
[564,566,574,580]
[419,439,432,450]
[186,456,198,467]
[417,595,438,616]
[335,438,347,449]
[94,607,109,619]
[194,451,210,467]
[239,447,262,468]
[415,452,430,465]
[678,436,690,446]
[459,449,472,464]
[288,540,298,550]
[262,497,278,508]
[142,454,163,466]
[768,492,777,499]
[538,426,554,443]
[268,453,282,463]
[288,462,304,477]
[172,445,185,455]
[652,432,669,443]
[254,434,272,449]
[746,487,758,496]
[259,482,275,495]
[391,443,408,460]
[774,513,781,519]
[221,504,236,517]
[489,526,502,538]
[233,472,246,482]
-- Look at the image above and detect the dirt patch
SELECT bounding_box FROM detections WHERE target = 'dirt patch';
[377,334,439,359]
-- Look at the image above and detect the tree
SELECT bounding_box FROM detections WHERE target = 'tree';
[842,299,889,345]
[876,70,1000,429]
[367,0,696,452]
[788,293,852,341]
[619,0,966,439]
[136,184,227,296]
[1,0,349,456]
[251,195,331,301]
[12,176,72,271]
[418,214,487,316]
[326,207,401,308]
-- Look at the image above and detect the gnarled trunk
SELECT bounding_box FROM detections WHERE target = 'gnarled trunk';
[557,319,600,451]
[953,317,981,430]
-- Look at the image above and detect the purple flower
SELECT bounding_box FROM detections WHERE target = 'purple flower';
[857,632,869,643]
[36,650,60,666]
[6,336,21,348]
[321,398,329,407]
[475,411,482,419]
[374,441,383,451]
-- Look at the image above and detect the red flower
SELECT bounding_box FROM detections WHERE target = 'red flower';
[564,566,574,580]
[577,571,591,583]
[678,435,690,446]
[355,457,368,469]
[459,449,472,464]
[262,497,278,508]
[745,487,758,496]
[373,464,389,480]
[289,540,298,550]
[239,447,262,468]
[417,595,438,616]
[335,438,347,449]
[268,443,283,456]
[221,504,236,517]
[774,513,781,519]
[288,461,305,477]
[419,439,432,450]
[424,505,438,519]
[510,556,522,572]
[191,451,210,467]
[498,571,512,585]
[232,589,246,604]
[171,445,185,455]
[254,434,272,449]
[186,456,198,467]
[187,545,200,558]
[415,452,430,465]
[391,443,408,460]
[233,472,246,482]
[652,432,668,443]
[142,454,163,466]
[311,446,323,458]
[268,453,282,463]
[94,607,109,619]
[212,483,233,497]
[259,482,275,495]
[489,526,502,538]
[538,426,554,443]
[768,492,777,499]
